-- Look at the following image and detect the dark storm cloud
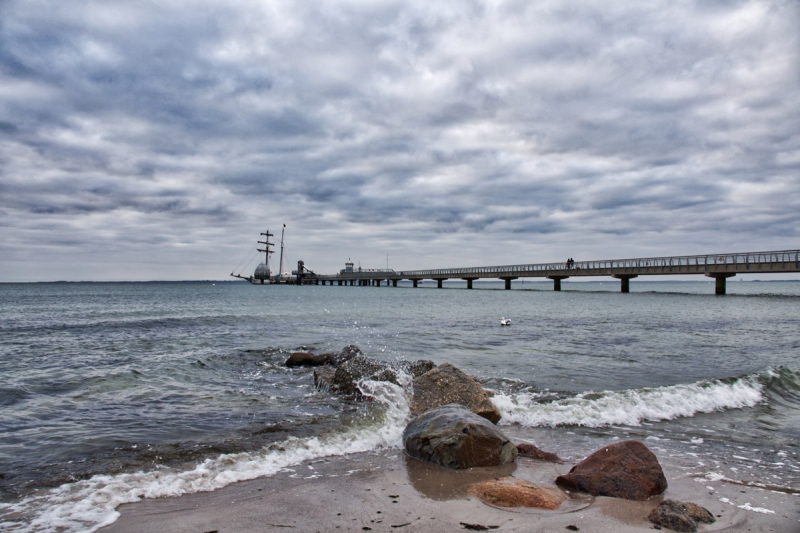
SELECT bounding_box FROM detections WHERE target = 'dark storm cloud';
[0,0,798,280]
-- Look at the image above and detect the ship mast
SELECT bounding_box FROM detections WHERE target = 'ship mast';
[278,224,286,277]
[257,230,274,271]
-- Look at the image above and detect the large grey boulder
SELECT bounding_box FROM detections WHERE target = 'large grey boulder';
[403,404,518,469]
[332,355,434,398]
[410,363,502,423]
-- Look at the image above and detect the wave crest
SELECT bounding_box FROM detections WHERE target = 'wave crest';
[493,374,765,428]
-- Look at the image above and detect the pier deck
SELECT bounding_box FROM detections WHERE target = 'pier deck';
[312,250,800,294]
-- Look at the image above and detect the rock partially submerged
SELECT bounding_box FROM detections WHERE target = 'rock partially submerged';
[332,355,434,398]
[285,344,362,368]
[648,499,715,532]
[285,351,335,367]
[410,363,502,423]
[555,440,667,500]
[403,404,517,469]
[516,442,563,463]
[313,366,335,391]
[467,477,567,510]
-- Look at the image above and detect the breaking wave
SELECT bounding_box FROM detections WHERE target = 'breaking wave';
[493,372,770,428]
[0,379,410,533]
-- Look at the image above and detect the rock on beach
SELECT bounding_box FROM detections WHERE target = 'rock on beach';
[515,442,563,463]
[410,363,502,423]
[467,477,568,510]
[555,440,667,500]
[648,499,715,532]
[332,355,434,398]
[403,404,517,469]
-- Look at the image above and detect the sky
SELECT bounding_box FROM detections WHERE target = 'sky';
[0,0,798,281]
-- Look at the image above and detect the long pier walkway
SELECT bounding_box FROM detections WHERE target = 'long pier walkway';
[311,249,800,295]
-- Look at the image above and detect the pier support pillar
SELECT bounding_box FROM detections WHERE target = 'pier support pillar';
[413,279,418,288]
[706,272,735,295]
[547,276,569,291]
[462,278,477,289]
[500,277,518,290]
[392,279,397,287]
[437,279,443,289]
[613,274,638,293]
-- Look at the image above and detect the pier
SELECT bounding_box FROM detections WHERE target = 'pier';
[307,250,799,295]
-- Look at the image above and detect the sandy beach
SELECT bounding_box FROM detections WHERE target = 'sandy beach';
[101,448,797,533]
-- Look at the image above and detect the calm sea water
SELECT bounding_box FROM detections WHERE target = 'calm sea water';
[1,280,798,531]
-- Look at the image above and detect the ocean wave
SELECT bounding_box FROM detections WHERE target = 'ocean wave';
[493,371,770,428]
[0,379,410,533]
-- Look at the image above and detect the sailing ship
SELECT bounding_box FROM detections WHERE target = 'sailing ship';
[230,224,295,284]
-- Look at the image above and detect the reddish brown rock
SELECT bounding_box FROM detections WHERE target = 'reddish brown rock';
[467,477,567,510]
[555,440,667,500]
[516,443,563,463]
[410,363,501,423]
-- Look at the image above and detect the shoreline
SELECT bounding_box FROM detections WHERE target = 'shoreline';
[101,447,797,533]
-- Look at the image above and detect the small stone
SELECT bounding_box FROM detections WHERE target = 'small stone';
[516,443,563,463]
[566,526,579,531]
[647,500,697,533]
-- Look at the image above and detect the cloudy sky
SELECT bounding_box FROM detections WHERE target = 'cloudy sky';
[1,0,798,281]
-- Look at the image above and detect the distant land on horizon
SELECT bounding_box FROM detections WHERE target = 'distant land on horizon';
[5,279,798,284]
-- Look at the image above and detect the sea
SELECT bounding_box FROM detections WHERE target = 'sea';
[0,279,798,531]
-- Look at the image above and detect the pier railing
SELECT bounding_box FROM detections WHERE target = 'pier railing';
[394,250,800,278]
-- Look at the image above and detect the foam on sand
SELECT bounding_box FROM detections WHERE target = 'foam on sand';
[0,379,410,533]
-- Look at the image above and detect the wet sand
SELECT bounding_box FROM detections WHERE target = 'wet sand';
[102,449,798,533]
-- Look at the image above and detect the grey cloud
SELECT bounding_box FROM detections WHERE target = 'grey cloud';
[0,0,798,280]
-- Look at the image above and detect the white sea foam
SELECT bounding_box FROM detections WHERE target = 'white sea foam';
[493,375,764,428]
[0,379,410,533]
[719,498,775,514]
